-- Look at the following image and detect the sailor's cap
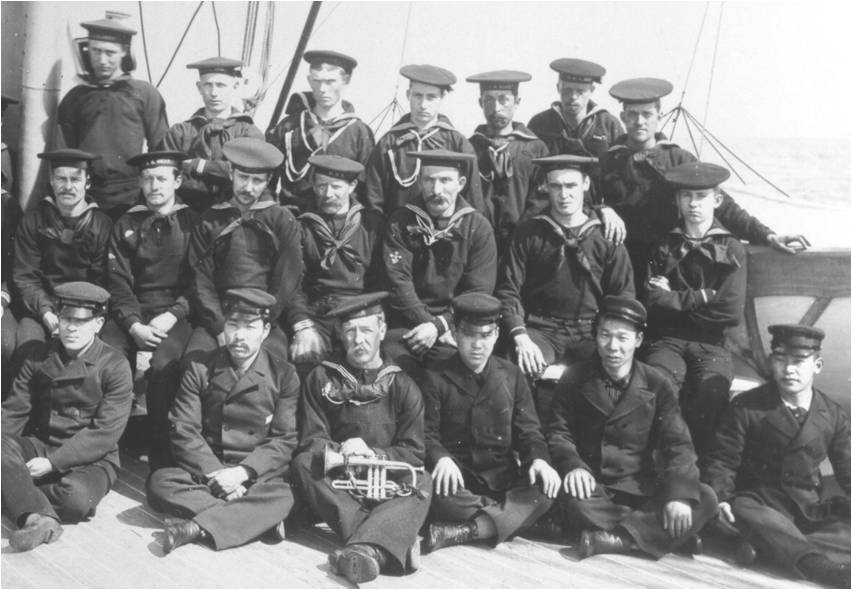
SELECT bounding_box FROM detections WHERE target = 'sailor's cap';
[532,154,598,173]
[81,19,136,44]
[452,293,501,326]
[223,288,276,321]
[466,70,531,93]
[309,155,364,182]
[304,50,358,75]
[769,324,825,353]
[37,149,100,169]
[665,162,730,190]
[327,292,390,321]
[55,282,110,319]
[127,151,187,170]
[597,296,647,330]
[186,57,243,77]
[609,78,674,104]
[222,138,284,173]
[400,64,457,91]
[550,58,606,84]
[408,149,475,172]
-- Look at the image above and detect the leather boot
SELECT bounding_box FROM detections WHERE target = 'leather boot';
[578,529,636,559]
[162,519,205,554]
[733,537,756,565]
[406,540,421,572]
[422,521,478,554]
[263,520,287,543]
[335,543,387,584]
[10,514,63,552]
[798,553,851,588]
[675,534,703,555]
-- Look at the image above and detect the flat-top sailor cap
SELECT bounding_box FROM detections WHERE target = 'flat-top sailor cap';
[186,57,243,77]
[304,50,358,74]
[597,296,647,330]
[223,288,276,320]
[452,293,501,326]
[327,292,390,321]
[222,138,284,172]
[466,70,531,92]
[550,58,606,84]
[37,149,100,168]
[81,19,137,44]
[769,324,825,352]
[532,154,598,173]
[408,149,475,171]
[665,162,730,190]
[128,151,187,170]
[400,64,456,91]
[309,155,364,181]
[609,78,674,103]
[55,282,110,319]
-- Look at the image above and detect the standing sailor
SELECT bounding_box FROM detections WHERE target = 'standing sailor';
[365,65,485,216]
[2,282,133,552]
[160,57,263,212]
[289,155,385,369]
[294,292,430,584]
[266,50,375,212]
[466,70,550,251]
[55,18,168,219]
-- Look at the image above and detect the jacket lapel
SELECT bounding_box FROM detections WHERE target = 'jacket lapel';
[788,390,833,450]
[763,387,801,444]
[608,368,655,423]
[226,350,270,402]
[580,373,616,417]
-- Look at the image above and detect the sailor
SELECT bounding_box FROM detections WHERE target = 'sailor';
[159,57,264,212]
[266,50,375,212]
[421,293,560,553]
[100,150,199,469]
[2,282,133,552]
[495,155,634,386]
[147,289,299,554]
[642,162,747,457]
[289,155,385,369]
[365,64,485,216]
[547,296,718,559]
[466,70,550,252]
[185,138,313,362]
[702,325,850,588]
[293,292,430,584]
[382,150,497,365]
[600,77,809,290]
[528,58,623,158]
[1,98,22,394]
[11,150,111,358]
[55,18,168,219]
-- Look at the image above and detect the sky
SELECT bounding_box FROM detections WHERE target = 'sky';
[4,0,852,141]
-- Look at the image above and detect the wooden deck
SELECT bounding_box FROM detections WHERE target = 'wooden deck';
[1,453,818,589]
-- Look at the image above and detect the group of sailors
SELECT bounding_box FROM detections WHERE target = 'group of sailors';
[1,15,848,588]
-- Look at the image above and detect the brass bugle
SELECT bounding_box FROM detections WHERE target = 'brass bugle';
[323,445,424,501]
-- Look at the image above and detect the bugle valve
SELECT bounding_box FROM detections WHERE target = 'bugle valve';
[323,445,424,501]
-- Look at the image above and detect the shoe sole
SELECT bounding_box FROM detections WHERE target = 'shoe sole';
[339,551,380,584]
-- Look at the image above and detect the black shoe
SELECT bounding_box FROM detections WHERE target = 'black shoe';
[523,515,564,541]
[676,534,703,556]
[267,520,287,543]
[10,514,63,552]
[162,519,204,554]
[333,543,387,584]
[733,537,756,565]
[799,554,851,588]
[578,529,636,559]
[422,521,478,554]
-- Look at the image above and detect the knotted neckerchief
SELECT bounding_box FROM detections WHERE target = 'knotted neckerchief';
[386,120,455,187]
[123,203,189,250]
[189,110,254,161]
[299,203,364,270]
[204,201,279,258]
[663,227,742,275]
[284,110,359,182]
[40,197,98,245]
[320,361,402,406]
[533,214,605,300]
[471,133,513,182]
[404,203,475,247]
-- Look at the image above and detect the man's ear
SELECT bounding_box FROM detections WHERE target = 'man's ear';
[814,356,824,375]
[635,330,644,349]
[457,175,467,191]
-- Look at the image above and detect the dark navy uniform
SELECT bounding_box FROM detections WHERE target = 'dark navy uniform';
[528,101,623,159]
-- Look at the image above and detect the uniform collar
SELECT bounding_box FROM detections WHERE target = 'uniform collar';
[188,107,254,125]
[550,99,609,126]
[43,196,100,216]
[78,72,133,88]
[212,193,277,211]
[609,132,678,153]
[125,202,189,216]
[388,113,457,134]
[471,122,538,141]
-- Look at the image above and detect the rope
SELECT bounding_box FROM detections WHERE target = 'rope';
[676,2,710,108]
[242,2,258,64]
[211,1,222,56]
[367,3,414,135]
[137,2,153,84]
[699,3,724,154]
[155,1,205,88]
[312,1,341,34]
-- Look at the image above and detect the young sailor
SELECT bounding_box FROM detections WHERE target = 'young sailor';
[466,70,550,251]
[421,293,559,553]
[294,292,429,584]
[55,18,168,219]
[266,50,375,212]
[643,162,746,457]
[160,57,263,211]
[547,296,717,559]
[147,289,299,554]
[382,150,497,364]
[702,325,850,588]
[2,282,133,552]
[365,64,485,216]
